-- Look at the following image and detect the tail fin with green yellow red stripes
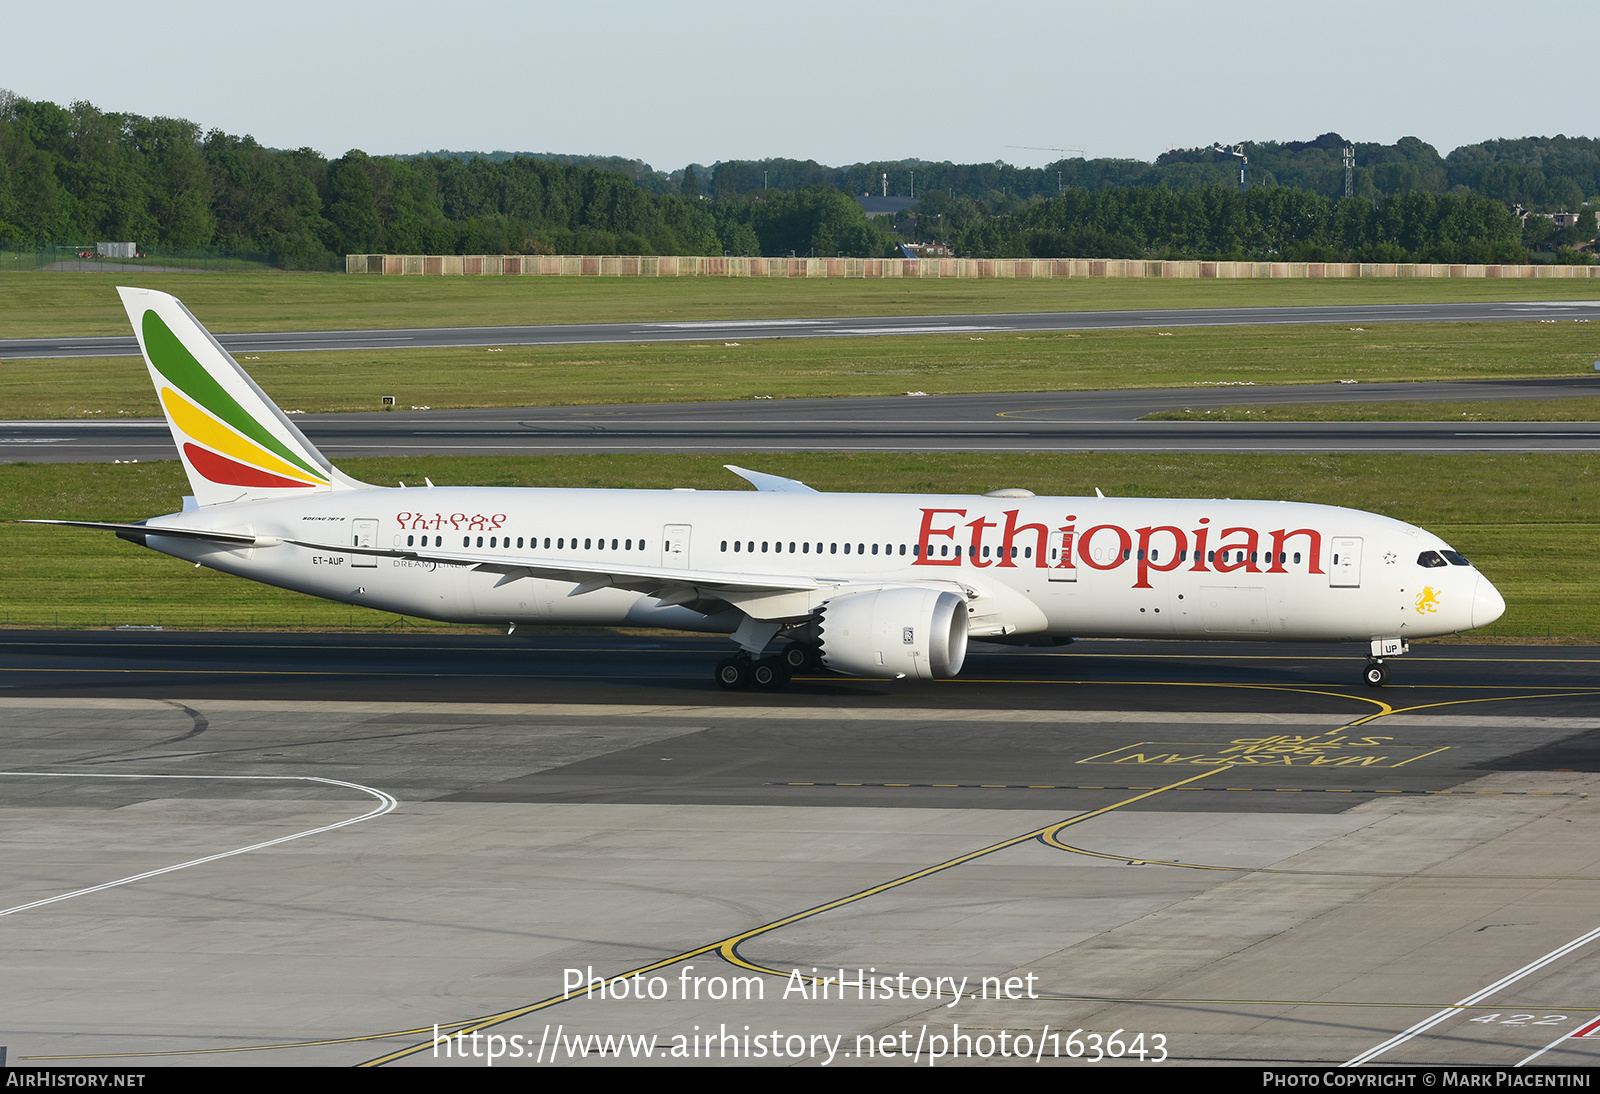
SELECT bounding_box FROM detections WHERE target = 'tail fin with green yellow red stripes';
[118,286,370,506]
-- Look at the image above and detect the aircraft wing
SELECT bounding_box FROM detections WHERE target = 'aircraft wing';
[723,465,818,493]
[287,537,878,619]
[288,538,971,621]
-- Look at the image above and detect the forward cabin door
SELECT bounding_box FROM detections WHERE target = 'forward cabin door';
[661,524,692,569]
[1329,536,1362,587]
[351,519,378,567]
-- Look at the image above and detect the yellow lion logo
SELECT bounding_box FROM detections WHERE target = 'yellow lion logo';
[1415,586,1442,615]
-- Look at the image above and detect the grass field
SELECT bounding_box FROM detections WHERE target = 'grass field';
[2,452,1592,639]
[1145,397,1600,422]
[7,322,1600,419]
[4,269,1600,337]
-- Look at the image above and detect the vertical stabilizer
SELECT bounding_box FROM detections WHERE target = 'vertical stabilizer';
[118,286,368,506]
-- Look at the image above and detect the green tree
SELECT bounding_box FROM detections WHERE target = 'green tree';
[322,151,383,254]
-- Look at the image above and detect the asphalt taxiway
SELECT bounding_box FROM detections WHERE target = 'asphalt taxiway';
[5,376,1599,461]
[3,634,1600,1067]
[4,299,1599,360]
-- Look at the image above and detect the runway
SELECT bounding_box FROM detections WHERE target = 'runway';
[5,376,1600,461]
[4,298,1599,360]
[2,633,1599,1067]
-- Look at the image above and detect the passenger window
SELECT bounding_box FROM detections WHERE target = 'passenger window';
[844,543,851,554]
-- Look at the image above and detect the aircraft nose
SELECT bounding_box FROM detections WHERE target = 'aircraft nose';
[1472,574,1506,630]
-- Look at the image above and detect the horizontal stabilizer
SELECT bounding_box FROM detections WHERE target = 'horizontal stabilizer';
[15,519,268,545]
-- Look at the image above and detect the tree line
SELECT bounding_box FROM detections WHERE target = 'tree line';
[930,185,1575,264]
[701,133,1600,211]
[0,92,1592,264]
[0,94,905,261]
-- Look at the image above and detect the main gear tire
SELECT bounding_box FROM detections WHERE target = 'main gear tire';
[715,657,752,690]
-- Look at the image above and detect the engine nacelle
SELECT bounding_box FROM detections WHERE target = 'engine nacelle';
[818,587,969,679]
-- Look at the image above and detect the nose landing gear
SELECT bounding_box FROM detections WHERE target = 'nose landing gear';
[1364,638,1406,687]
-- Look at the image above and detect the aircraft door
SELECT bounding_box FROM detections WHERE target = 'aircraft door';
[1048,526,1077,582]
[351,518,378,567]
[1329,536,1362,587]
[661,524,691,569]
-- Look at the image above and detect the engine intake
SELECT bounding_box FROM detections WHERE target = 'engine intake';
[818,587,969,679]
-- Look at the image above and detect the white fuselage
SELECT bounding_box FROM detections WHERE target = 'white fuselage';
[141,486,1502,645]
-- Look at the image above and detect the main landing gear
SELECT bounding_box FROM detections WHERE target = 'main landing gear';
[714,640,817,690]
[714,653,791,691]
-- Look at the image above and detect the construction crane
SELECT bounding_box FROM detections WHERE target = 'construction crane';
[1008,144,1087,159]
[1007,146,1088,194]
[1212,144,1248,192]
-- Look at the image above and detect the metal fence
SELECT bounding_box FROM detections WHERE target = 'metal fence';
[346,254,1600,280]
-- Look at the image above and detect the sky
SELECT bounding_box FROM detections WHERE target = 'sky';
[5,0,1596,171]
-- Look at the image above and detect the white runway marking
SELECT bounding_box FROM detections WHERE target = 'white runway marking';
[1345,922,1600,1066]
[1517,1013,1600,1066]
[0,771,398,918]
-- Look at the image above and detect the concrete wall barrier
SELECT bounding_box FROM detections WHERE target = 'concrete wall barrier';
[347,254,1600,280]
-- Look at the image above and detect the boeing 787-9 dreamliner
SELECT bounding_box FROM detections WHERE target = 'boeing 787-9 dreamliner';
[28,288,1506,689]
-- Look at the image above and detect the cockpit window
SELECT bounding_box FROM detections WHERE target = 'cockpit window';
[1440,550,1471,567]
[1417,551,1448,568]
